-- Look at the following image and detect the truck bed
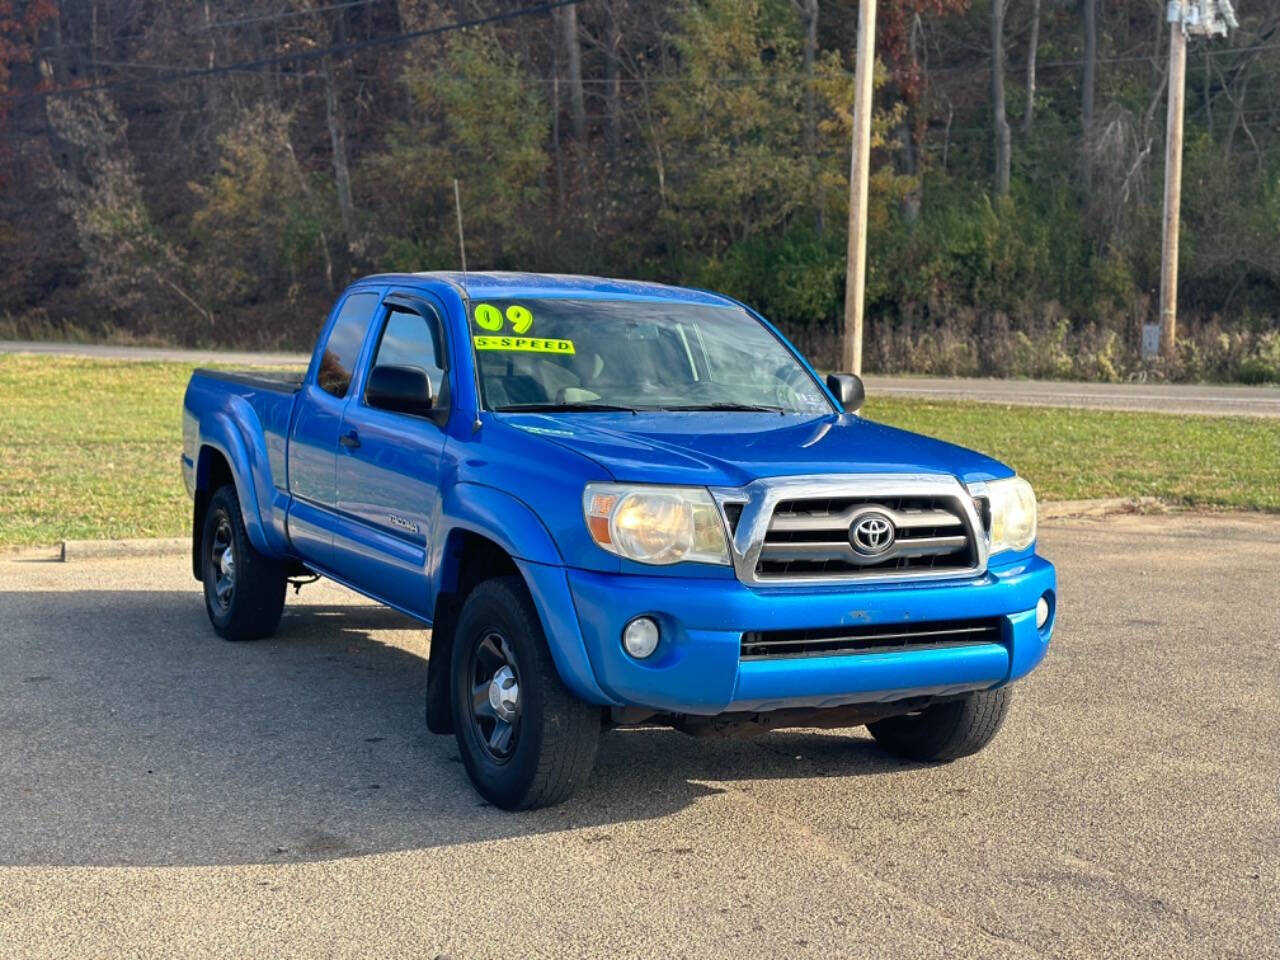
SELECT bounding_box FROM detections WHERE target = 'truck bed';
[191,368,306,393]
[182,368,307,545]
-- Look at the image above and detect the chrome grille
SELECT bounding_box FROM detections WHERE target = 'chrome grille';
[759,495,976,579]
[711,475,988,587]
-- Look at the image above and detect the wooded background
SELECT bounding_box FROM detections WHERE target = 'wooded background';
[2,0,1278,381]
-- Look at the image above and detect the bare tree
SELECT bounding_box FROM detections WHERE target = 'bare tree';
[1082,0,1098,186]
[201,0,221,155]
[559,4,586,140]
[324,57,356,254]
[47,92,214,330]
[318,6,356,257]
[1024,0,1040,136]
[992,0,1011,196]
[604,0,624,163]
[792,0,822,232]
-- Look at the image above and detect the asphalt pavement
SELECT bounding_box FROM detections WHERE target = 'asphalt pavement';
[1,513,1277,959]
[5,339,1279,416]
[0,339,310,368]
[861,375,1280,418]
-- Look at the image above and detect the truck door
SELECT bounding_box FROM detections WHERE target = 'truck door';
[332,295,451,619]
[286,290,381,568]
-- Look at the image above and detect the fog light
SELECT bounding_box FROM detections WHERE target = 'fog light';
[622,617,660,659]
[1036,595,1051,629]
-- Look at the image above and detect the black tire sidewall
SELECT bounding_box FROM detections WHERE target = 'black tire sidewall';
[199,484,285,642]
[868,688,1012,762]
[201,493,238,633]
[450,582,546,808]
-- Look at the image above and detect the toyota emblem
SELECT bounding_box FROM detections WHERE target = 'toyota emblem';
[850,512,896,557]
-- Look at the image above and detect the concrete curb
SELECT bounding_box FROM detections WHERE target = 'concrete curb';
[0,545,62,561]
[1039,496,1167,520]
[58,537,188,562]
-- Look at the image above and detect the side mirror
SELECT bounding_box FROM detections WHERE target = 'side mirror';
[367,364,434,416]
[827,372,865,413]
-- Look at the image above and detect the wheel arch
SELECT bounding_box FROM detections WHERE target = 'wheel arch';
[191,445,236,578]
[426,528,518,735]
[190,426,273,578]
[425,522,613,735]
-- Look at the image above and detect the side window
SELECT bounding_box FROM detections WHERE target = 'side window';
[370,306,448,407]
[316,292,378,397]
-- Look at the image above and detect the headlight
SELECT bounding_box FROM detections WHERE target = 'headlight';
[983,476,1037,554]
[583,483,730,566]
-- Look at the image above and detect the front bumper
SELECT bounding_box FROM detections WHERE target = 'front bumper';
[553,554,1056,715]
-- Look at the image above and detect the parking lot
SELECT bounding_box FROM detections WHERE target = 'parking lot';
[2,513,1277,959]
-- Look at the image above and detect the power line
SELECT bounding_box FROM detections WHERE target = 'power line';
[18,17,1279,106]
[25,13,1280,90]
[27,0,393,54]
[192,0,389,32]
[32,43,1280,94]
[2,0,582,104]
[926,39,1280,74]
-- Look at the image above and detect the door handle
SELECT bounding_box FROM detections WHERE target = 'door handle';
[339,430,361,450]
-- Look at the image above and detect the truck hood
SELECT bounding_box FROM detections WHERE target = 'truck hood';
[498,411,1013,488]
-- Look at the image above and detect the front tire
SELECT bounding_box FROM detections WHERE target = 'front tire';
[200,484,286,642]
[867,688,1013,762]
[450,576,600,810]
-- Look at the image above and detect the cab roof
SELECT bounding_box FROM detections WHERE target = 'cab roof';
[357,271,737,307]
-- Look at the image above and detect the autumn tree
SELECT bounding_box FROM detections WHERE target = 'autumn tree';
[0,0,1276,381]
[47,92,212,334]
[368,28,548,271]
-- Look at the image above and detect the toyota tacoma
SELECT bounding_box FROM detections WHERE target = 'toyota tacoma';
[181,272,1057,809]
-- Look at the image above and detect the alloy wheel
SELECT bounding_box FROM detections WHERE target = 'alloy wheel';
[209,516,235,612]
[469,631,522,762]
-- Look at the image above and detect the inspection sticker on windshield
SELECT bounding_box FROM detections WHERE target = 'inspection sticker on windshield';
[473,335,575,355]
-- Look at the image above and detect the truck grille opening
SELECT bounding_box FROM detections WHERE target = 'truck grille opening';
[722,501,744,535]
[755,494,980,580]
[740,617,1003,660]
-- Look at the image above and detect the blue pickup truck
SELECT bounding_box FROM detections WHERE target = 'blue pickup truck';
[182,272,1056,810]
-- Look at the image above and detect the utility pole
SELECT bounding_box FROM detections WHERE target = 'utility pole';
[842,0,877,376]
[1159,0,1237,360]
[1159,4,1188,360]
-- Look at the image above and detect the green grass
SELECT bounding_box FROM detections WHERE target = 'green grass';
[1,354,1277,547]
[1,356,201,547]
[862,397,1280,511]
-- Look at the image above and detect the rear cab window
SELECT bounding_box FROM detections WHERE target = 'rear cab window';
[316,292,379,397]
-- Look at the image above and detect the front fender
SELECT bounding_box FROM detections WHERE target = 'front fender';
[196,402,284,557]
[436,482,614,706]
[437,481,564,566]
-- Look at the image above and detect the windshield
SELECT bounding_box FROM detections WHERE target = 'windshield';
[468,298,833,415]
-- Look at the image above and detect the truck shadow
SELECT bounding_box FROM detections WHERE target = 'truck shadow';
[1,586,919,868]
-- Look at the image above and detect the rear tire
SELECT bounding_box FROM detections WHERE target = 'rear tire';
[451,576,600,810]
[200,484,286,642]
[867,688,1012,762]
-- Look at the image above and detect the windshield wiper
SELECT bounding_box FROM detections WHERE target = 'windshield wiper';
[659,402,787,413]
[494,402,641,413]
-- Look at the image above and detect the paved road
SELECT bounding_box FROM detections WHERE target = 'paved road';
[0,339,310,368]
[2,514,1277,959]
[862,374,1280,417]
[5,339,1279,416]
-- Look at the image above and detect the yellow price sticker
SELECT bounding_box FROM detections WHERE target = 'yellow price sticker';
[473,302,535,334]
[474,335,576,355]
[506,305,534,334]
[474,303,504,331]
